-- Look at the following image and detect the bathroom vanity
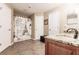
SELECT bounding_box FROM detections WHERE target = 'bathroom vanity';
[45,34,79,55]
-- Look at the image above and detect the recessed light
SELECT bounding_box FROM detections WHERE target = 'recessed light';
[28,6,31,8]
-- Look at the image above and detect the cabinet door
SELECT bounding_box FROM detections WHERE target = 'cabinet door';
[47,43,73,55]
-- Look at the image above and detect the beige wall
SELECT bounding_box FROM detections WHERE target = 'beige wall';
[44,4,79,34]
[7,4,15,44]
[43,7,62,35]
[30,14,35,39]
[44,13,48,35]
[11,8,14,44]
[39,5,79,35]
[44,6,72,34]
[31,13,49,37]
[30,13,44,40]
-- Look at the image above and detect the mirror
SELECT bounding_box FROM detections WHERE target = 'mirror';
[67,13,78,25]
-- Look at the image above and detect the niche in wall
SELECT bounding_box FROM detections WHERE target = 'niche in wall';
[44,19,48,35]
[44,19,48,25]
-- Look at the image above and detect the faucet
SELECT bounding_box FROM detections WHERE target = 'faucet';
[66,28,78,39]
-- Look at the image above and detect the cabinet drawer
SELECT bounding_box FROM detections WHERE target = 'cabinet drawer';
[48,43,73,55]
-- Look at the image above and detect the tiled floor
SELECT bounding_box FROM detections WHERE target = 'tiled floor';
[0,40,45,55]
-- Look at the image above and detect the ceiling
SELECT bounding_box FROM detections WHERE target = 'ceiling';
[7,3,60,17]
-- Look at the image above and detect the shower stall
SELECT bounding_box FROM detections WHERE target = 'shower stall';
[14,16,32,42]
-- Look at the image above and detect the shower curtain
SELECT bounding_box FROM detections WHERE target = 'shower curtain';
[14,16,32,42]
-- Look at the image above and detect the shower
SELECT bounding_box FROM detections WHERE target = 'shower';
[14,16,32,42]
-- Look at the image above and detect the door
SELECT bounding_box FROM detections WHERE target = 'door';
[48,10,60,35]
[35,15,44,39]
[0,4,11,52]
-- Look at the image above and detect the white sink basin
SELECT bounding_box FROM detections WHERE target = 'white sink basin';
[56,33,74,38]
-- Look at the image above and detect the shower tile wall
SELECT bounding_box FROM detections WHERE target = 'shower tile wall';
[14,16,32,42]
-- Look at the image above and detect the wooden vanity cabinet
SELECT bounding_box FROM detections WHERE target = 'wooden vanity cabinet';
[45,39,79,55]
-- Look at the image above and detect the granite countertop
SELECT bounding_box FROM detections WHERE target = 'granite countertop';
[45,33,79,47]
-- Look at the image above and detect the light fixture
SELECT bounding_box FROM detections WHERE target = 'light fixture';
[28,4,31,8]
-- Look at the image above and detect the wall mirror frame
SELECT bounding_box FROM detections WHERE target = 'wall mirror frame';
[67,13,78,25]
